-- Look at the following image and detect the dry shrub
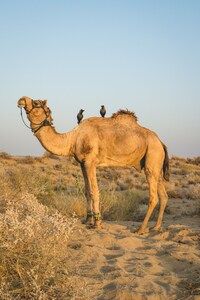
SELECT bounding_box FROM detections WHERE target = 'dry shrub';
[188,174,200,185]
[51,191,87,218]
[185,185,200,200]
[0,192,77,300]
[171,156,187,163]
[49,171,87,218]
[17,156,35,164]
[0,166,54,205]
[54,182,147,221]
[167,183,200,200]
[42,151,60,160]
[167,190,179,199]
[186,156,200,165]
[171,167,189,176]
[0,152,12,160]
[116,179,131,191]
[0,166,86,219]
[100,187,147,221]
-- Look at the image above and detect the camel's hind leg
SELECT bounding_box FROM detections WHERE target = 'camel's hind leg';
[150,178,168,232]
[135,174,159,234]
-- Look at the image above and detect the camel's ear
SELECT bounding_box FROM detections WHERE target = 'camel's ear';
[43,100,47,106]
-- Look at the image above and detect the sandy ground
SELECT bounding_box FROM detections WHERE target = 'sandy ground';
[67,198,200,300]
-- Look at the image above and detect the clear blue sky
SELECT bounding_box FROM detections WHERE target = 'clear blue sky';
[0,0,199,158]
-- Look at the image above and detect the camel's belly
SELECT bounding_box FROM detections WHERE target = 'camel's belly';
[96,155,143,171]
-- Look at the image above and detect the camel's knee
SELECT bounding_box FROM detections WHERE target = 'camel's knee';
[147,176,159,204]
[89,191,99,199]
[149,197,158,209]
[148,185,158,205]
[158,179,167,192]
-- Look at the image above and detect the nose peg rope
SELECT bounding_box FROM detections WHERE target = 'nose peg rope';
[20,108,31,129]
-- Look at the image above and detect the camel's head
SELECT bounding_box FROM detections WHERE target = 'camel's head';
[18,96,33,111]
[18,96,53,128]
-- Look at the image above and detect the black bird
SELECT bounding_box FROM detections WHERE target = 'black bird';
[77,109,84,124]
[100,105,106,117]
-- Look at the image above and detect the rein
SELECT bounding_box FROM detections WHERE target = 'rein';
[20,108,32,129]
[20,104,52,134]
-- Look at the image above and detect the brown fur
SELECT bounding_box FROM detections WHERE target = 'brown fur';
[111,109,138,121]
[18,96,169,234]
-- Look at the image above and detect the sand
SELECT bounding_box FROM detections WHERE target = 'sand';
[67,198,200,300]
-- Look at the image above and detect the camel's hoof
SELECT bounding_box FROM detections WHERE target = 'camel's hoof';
[94,220,102,229]
[134,227,149,235]
[86,221,102,230]
[86,223,95,229]
[149,226,163,232]
[82,217,94,226]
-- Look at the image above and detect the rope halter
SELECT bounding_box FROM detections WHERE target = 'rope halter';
[20,99,53,134]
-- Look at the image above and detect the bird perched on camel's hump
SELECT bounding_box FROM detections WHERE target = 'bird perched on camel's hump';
[100,105,106,117]
[77,109,84,124]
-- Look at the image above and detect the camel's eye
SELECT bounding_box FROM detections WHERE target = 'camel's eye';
[33,101,41,107]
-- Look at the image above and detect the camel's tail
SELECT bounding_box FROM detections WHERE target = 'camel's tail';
[162,143,170,181]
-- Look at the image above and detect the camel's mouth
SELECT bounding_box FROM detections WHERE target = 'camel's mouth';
[17,99,26,109]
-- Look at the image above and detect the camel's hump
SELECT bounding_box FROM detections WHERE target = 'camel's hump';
[111,109,138,121]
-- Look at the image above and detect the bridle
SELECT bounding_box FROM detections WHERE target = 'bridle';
[20,99,52,134]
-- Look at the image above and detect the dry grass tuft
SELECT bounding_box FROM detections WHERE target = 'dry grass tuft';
[0,151,12,160]
[186,156,200,165]
[100,187,147,221]
[0,192,77,299]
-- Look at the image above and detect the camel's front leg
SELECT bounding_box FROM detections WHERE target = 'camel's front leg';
[84,162,101,228]
[80,163,94,225]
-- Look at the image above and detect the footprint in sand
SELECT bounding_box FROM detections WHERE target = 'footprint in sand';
[99,246,125,279]
[106,245,123,251]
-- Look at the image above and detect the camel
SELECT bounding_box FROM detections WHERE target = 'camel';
[17,96,169,234]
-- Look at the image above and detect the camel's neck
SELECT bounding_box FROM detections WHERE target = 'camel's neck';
[34,126,75,156]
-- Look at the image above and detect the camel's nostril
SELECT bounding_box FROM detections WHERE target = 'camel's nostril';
[18,103,25,108]
[17,99,26,108]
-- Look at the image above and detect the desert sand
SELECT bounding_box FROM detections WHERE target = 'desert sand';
[67,198,200,299]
